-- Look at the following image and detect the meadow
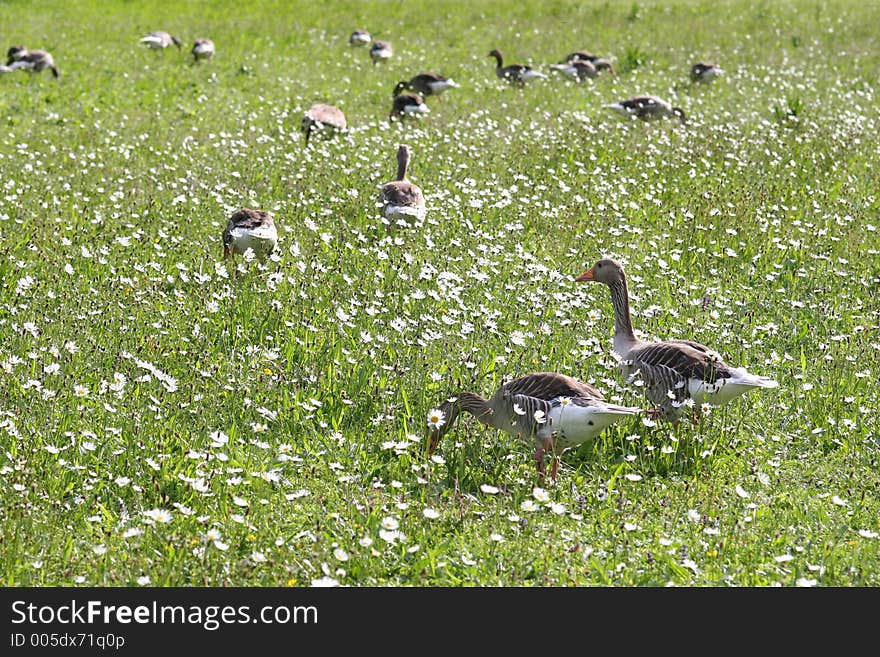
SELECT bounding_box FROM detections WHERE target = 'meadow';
[0,0,878,586]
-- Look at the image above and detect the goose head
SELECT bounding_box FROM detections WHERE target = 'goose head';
[576,257,625,285]
[171,36,182,50]
[393,80,409,96]
[672,107,687,125]
[7,45,26,65]
[487,49,503,65]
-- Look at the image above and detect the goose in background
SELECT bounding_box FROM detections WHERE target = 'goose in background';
[6,46,59,77]
[488,49,547,86]
[378,144,426,225]
[606,95,686,124]
[388,92,429,122]
[549,59,598,82]
[370,40,392,65]
[690,62,723,83]
[139,31,182,51]
[222,208,278,261]
[349,29,371,47]
[191,38,215,63]
[427,372,640,481]
[576,258,778,423]
[563,50,615,74]
[393,72,460,99]
[301,103,347,144]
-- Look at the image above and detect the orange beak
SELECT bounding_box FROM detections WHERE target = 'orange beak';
[575,267,595,282]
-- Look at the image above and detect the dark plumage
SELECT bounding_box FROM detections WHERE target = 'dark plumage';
[6,46,59,77]
[488,49,546,86]
[388,93,429,122]
[690,62,723,83]
[393,72,460,99]
[606,95,686,124]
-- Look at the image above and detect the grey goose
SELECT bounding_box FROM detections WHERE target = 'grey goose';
[488,49,547,86]
[6,46,59,77]
[222,208,278,261]
[393,72,460,99]
[378,144,426,225]
[301,104,347,144]
[606,95,686,124]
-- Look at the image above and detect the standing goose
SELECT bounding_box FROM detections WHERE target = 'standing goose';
[576,258,778,423]
[393,72,460,99]
[690,62,723,83]
[139,31,182,51]
[222,208,278,261]
[488,49,547,86]
[369,40,392,65]
[301,103,347,144]
[388,92,429,122]
[606,95,686,124]
[549,59,598,83]
[191,38,215,63]
[378,144,426,225]
[6,46,59,77]
[427,372,640,481]
[349,29,371,47]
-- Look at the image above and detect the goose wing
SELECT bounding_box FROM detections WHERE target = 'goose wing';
[501,372,604,401]
[625,340,733,406]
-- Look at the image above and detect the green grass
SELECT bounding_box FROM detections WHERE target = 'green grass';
[0,0,878,586]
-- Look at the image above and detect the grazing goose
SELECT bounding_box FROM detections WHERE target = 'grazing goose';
[576,258,778,423]
[191,38,215,63]
[349,29,371,47]
[369,40,392,65]
[563,51,615,74]
[690,62,723,83]
[393,72,460,99]
[427,372,640,481]
[222,208,278,261]
[388,92,429,122]
[488,49,547,86]
[301,103,347,144]
[378,144,426,224]
[606,95,686,124]
[549,59,598,83]
[6,46,59,77]
[139,31,182,51]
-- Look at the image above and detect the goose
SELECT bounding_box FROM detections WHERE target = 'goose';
[301,103,347,144]
[690,62,723,83]
[191,38,215,63]
[606,95,686,124]
[388,92,429,122]
[6,46,59,78]
[427,372,640,481]
[488,49,547,86]
[378,144,426,225]
[563,51,615,74]
[139,31,182,51]
[549,59,598,83]
[576,258,778,423]
[369,40,392,65]
[222,208,278,261]
[349,29,371,47]
[393,72,460,99]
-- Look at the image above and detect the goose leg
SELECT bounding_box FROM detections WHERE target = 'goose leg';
[534,446,546,481]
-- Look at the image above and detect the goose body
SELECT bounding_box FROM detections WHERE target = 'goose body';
[549,60,598,82]
[370,40,392,65]
[691,62,723,83]
[488,49,547,86]
[349,29,371,46]
[427,372,639,481]
[222,208,278,261]
[606,95,686,124]
[388,92,429,121]
[577,258,778,422]
[378,144,426,224]
[563,51,615,74]
[191,38,215,62]
[301,103,347,144]
[139,31,182,51]
[394,72,460,98]
[6,46,59,77]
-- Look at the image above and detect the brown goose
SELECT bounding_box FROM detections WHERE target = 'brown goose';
[388,92,429,122]
[369,40,392,65]
[378,144,426,224]
[577,258,778,423]
[427,372,639,481]
[349,29,371,47]
[549,59,598,83]
[488,49,547,86]
[191,38,215,63]
[563,51,615,74]
[606,95,686,124]
[6,46,59,77]
[139,31,182,51]
[690,62,723,83]
[393,72,460,99]
[222,208,278,261]
[301,104,347,144]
